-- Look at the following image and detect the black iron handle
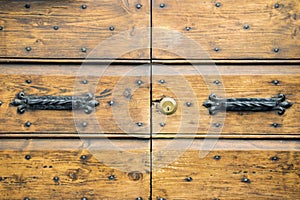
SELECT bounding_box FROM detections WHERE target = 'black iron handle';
[203,94,293,115]
[11,92,99,114]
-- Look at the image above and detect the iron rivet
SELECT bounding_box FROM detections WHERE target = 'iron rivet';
[136,3,143,9]
[214,47,220,52]
[81,80,88,84]
[159,79,166,84]
[214,155,221,160]
[81,198,88,200]
[185,26,191,31]
[81,4,87,9]
[0,177,2,181]
[185,177,193,182]
[243,24,250,30]
[81,47,87,53]
[108,175,115,180]
[109,26,115,31]
[53,176,59,182]
[24,4,31,9]
[158,198,166,200]
[215,2,222,7]
[137,122,143,127]
[136,80,143,85]
[272,80,280,85]
[160,122,166,127]
[214,80,221,84]
[0,26,3,31]
[24,198,30,200]
[274,3,280,8]
[160,3,166,8]
[25,121,32,127]
[214,123,221,128]
[271,156,279,161]
[53,26,59,30]
[272,123,279,128]
[0,101,2,106]
[186,102,192,107]
[81,122,88,127]
[25,47,32,52]
[25,79,32,84]
[80,155,87,160]
[274,48,280,53]
[241,177,251,183]
[25,155,31,160]
[136,198,143,200]
[108,100,114,106]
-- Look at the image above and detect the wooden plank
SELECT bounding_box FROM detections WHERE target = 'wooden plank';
[152,0,300,60]
[0,64,150,135]
[0,139,150,200]
[152,139,300,200]
[152,65,300,136]
[0,0,150,59]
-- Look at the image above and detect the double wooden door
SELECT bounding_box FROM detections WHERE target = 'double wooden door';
[0,0,299,199]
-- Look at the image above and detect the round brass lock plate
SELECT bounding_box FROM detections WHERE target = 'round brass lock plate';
[158,97,177,115]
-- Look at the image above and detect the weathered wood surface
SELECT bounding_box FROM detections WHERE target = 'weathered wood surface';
[0,139,150,200]
[152,139,300,200]
[0,0,150,59]
[0,64,150,135]
[152,0,300,60]
[152,65,300,137]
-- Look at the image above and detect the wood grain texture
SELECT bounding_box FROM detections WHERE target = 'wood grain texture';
[152,65,300,137]
[152,139,300,200]
[152,0,300,60]
[0,64,150,135]
[0,139,150,200]
[0,0,150,59]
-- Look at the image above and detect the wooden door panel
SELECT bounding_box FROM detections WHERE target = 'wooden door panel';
[0,0,150,59]
[0,64,150,136]
[152,0,300,60]
[0,139,150,200]
[152,65,300,137]
[152,139,300,200]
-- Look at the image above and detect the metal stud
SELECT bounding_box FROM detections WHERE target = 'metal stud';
[24,198,30,200]
[186,102,192,107]
[160,122,166,127]
[214,47,220,52]
[136,80,143,85]
[108,100,114,106]
[159,3,166,8]
[81,80,88,84]
[136,198,143,200]
[0,101,2,106]
[274,48,280,53]
[243,24,250,30]
[25,121,32,127]
[159,79,166,84]
[137,122,143,127]
[24,4,31,9]
[272,123,280,128]
[0,26,3,31]
[185,26,192,31]
[109,26,115,31]
[158,198,166,200]
[214,80,221,85]
[136,3,143,9]
[53,26,59,30]
[215,2,222,7]
[53,176,60,182]
[81,4,87,9]
[214,123,221,128]
[81,198,88,200]
[80,155,87,160]
[81,122,88,127]
[25,47,32,52]
[271,156,279,161]
[274,3,280,8]
[25,79,32,84]
[241,177,251,183]
[214,155,221,160]
[108,175,115,180]
[81,47,87,53]
[185,177,193,182]
[272,80,280,85]
[25,155,31,160]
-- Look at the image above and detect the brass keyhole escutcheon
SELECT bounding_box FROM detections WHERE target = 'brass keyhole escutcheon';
[158,97,177,115]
